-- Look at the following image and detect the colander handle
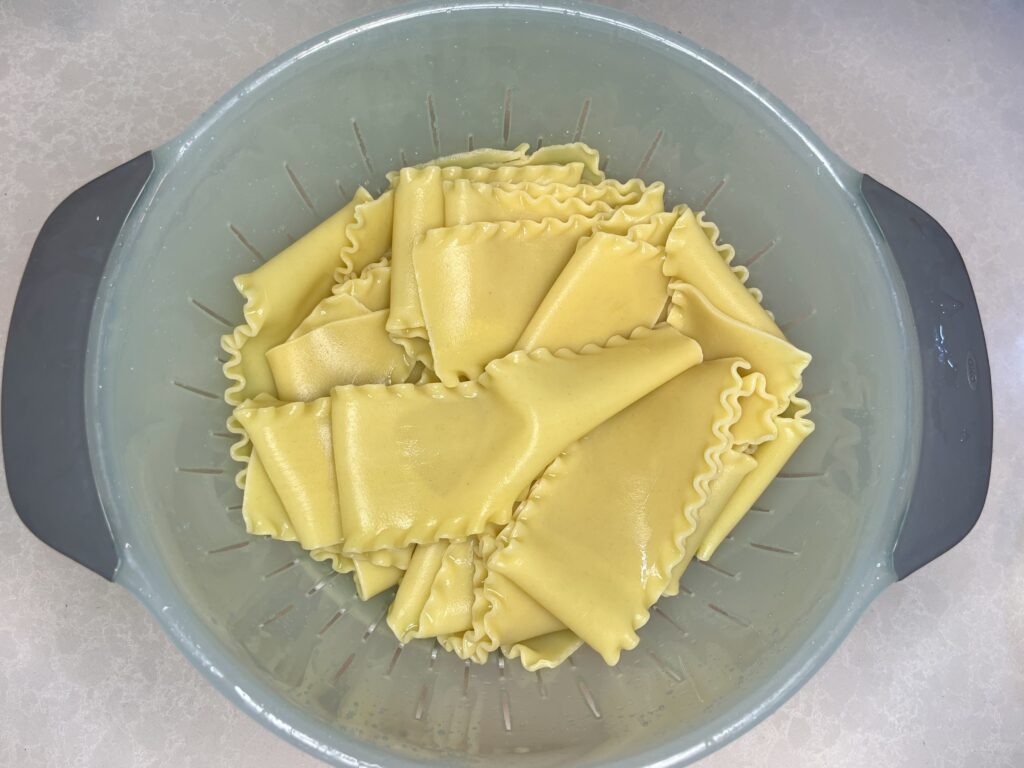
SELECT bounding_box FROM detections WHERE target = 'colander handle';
[1,152,154,581]
[861,175,993,580]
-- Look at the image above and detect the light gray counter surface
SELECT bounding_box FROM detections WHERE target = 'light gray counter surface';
[1,1,1022,766]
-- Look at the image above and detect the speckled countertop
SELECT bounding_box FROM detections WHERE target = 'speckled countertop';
[1,1,1022,766]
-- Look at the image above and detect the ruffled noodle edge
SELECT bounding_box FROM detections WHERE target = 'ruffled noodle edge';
[666,281,811,418]
[694,209,767,306]
[336,188,390,280]
[450,357,751,668]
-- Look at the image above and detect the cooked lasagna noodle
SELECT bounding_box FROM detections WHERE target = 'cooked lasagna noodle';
[221,142,813,667]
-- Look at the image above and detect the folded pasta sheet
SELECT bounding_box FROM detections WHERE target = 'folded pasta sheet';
[222,189,374,405]
[487,359,770,665]
[385,143,603,357]
[417,186,666,385]
[331,327,702,552]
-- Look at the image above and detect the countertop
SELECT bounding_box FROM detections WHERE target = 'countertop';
[1,1,1021,766]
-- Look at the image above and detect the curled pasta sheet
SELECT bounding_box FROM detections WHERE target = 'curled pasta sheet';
[361,546,414,569]
[386,144,608,353]
[418,185,666,385]
[516,231,669,352]
[442,179,614,226]
[731,371,780,447]
[470,531,573,664]
[386,166,446,358]
[387,542,447,643]
[290,260,392,339]
[331,327,703,554]
[352,558,404,601]
[626,205,684,247]
[416,539,477,638]
[310,544,355,574]
[235,397,343,551]
[503,630,584,671]
[385,144,531,186]
[415,215,599,385]
[222,189,373,406]
[488,358,751,665]
[693,209,762,300]
[669,283,810,413]
[697,412,815,561]
[242,450,297,542]
[337,189,394,279]
[592,182,666,235]
[267,309,414,402]
[309,546,409,600]
[664,208,781,337]
[662,448,758,597]
[511,142,605,184]
[236,394,298,539]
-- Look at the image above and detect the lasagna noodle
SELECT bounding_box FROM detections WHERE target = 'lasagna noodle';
[442,178,646,226]
[267,310,413,402]
[331,327,703,553]
[516,231,669,352]
[235,397,343,551]
[698,413,815,561]
[386,144,604,351]
[222,189,373,405]
[664,207,780,337]
[416,186,666,385]
[337,189,394,279]
[488,359,751,665]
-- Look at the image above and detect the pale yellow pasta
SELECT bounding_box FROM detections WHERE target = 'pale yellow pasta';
[416,539,477,638]
[516,231,668,352]
[512,142,604,184]
[290,260,392,339]
[331,327,703,553]
[664,207,780,337]
[351,558,404,601]
[697,412,814,561]
[490,178,645,207]
[267,310,414,401]
[626,205,685,247]
[222,142,815,670]
[504,630,584,671]
[662,448,757,597]
[385,165,446,359]
[386,144,531,186]
[386,144,604,356]
[267,261,410,402]
[489,359,753,664]
[417,185,666,385]
[235,397,343,551]
[668,282,809,409]
[222,189,373,404]
[360,547,414,570]
[414,215,599,385]
[241,451,297,542]
[309,544,355,574]
[442,180,614,226]
[387,542,447,643]
[337,189,394,279]
[442,162,585,186]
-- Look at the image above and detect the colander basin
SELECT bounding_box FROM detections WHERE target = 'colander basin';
[1,2,991,767]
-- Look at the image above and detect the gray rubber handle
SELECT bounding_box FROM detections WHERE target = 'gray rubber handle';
[861,175,992,580]
[2,152,153,581]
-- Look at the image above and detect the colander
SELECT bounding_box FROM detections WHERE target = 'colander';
[2,2,992,766]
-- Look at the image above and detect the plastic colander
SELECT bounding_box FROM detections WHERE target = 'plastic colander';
[2,2,992,766]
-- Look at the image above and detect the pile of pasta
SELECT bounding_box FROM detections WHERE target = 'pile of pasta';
[222,142,812,669]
